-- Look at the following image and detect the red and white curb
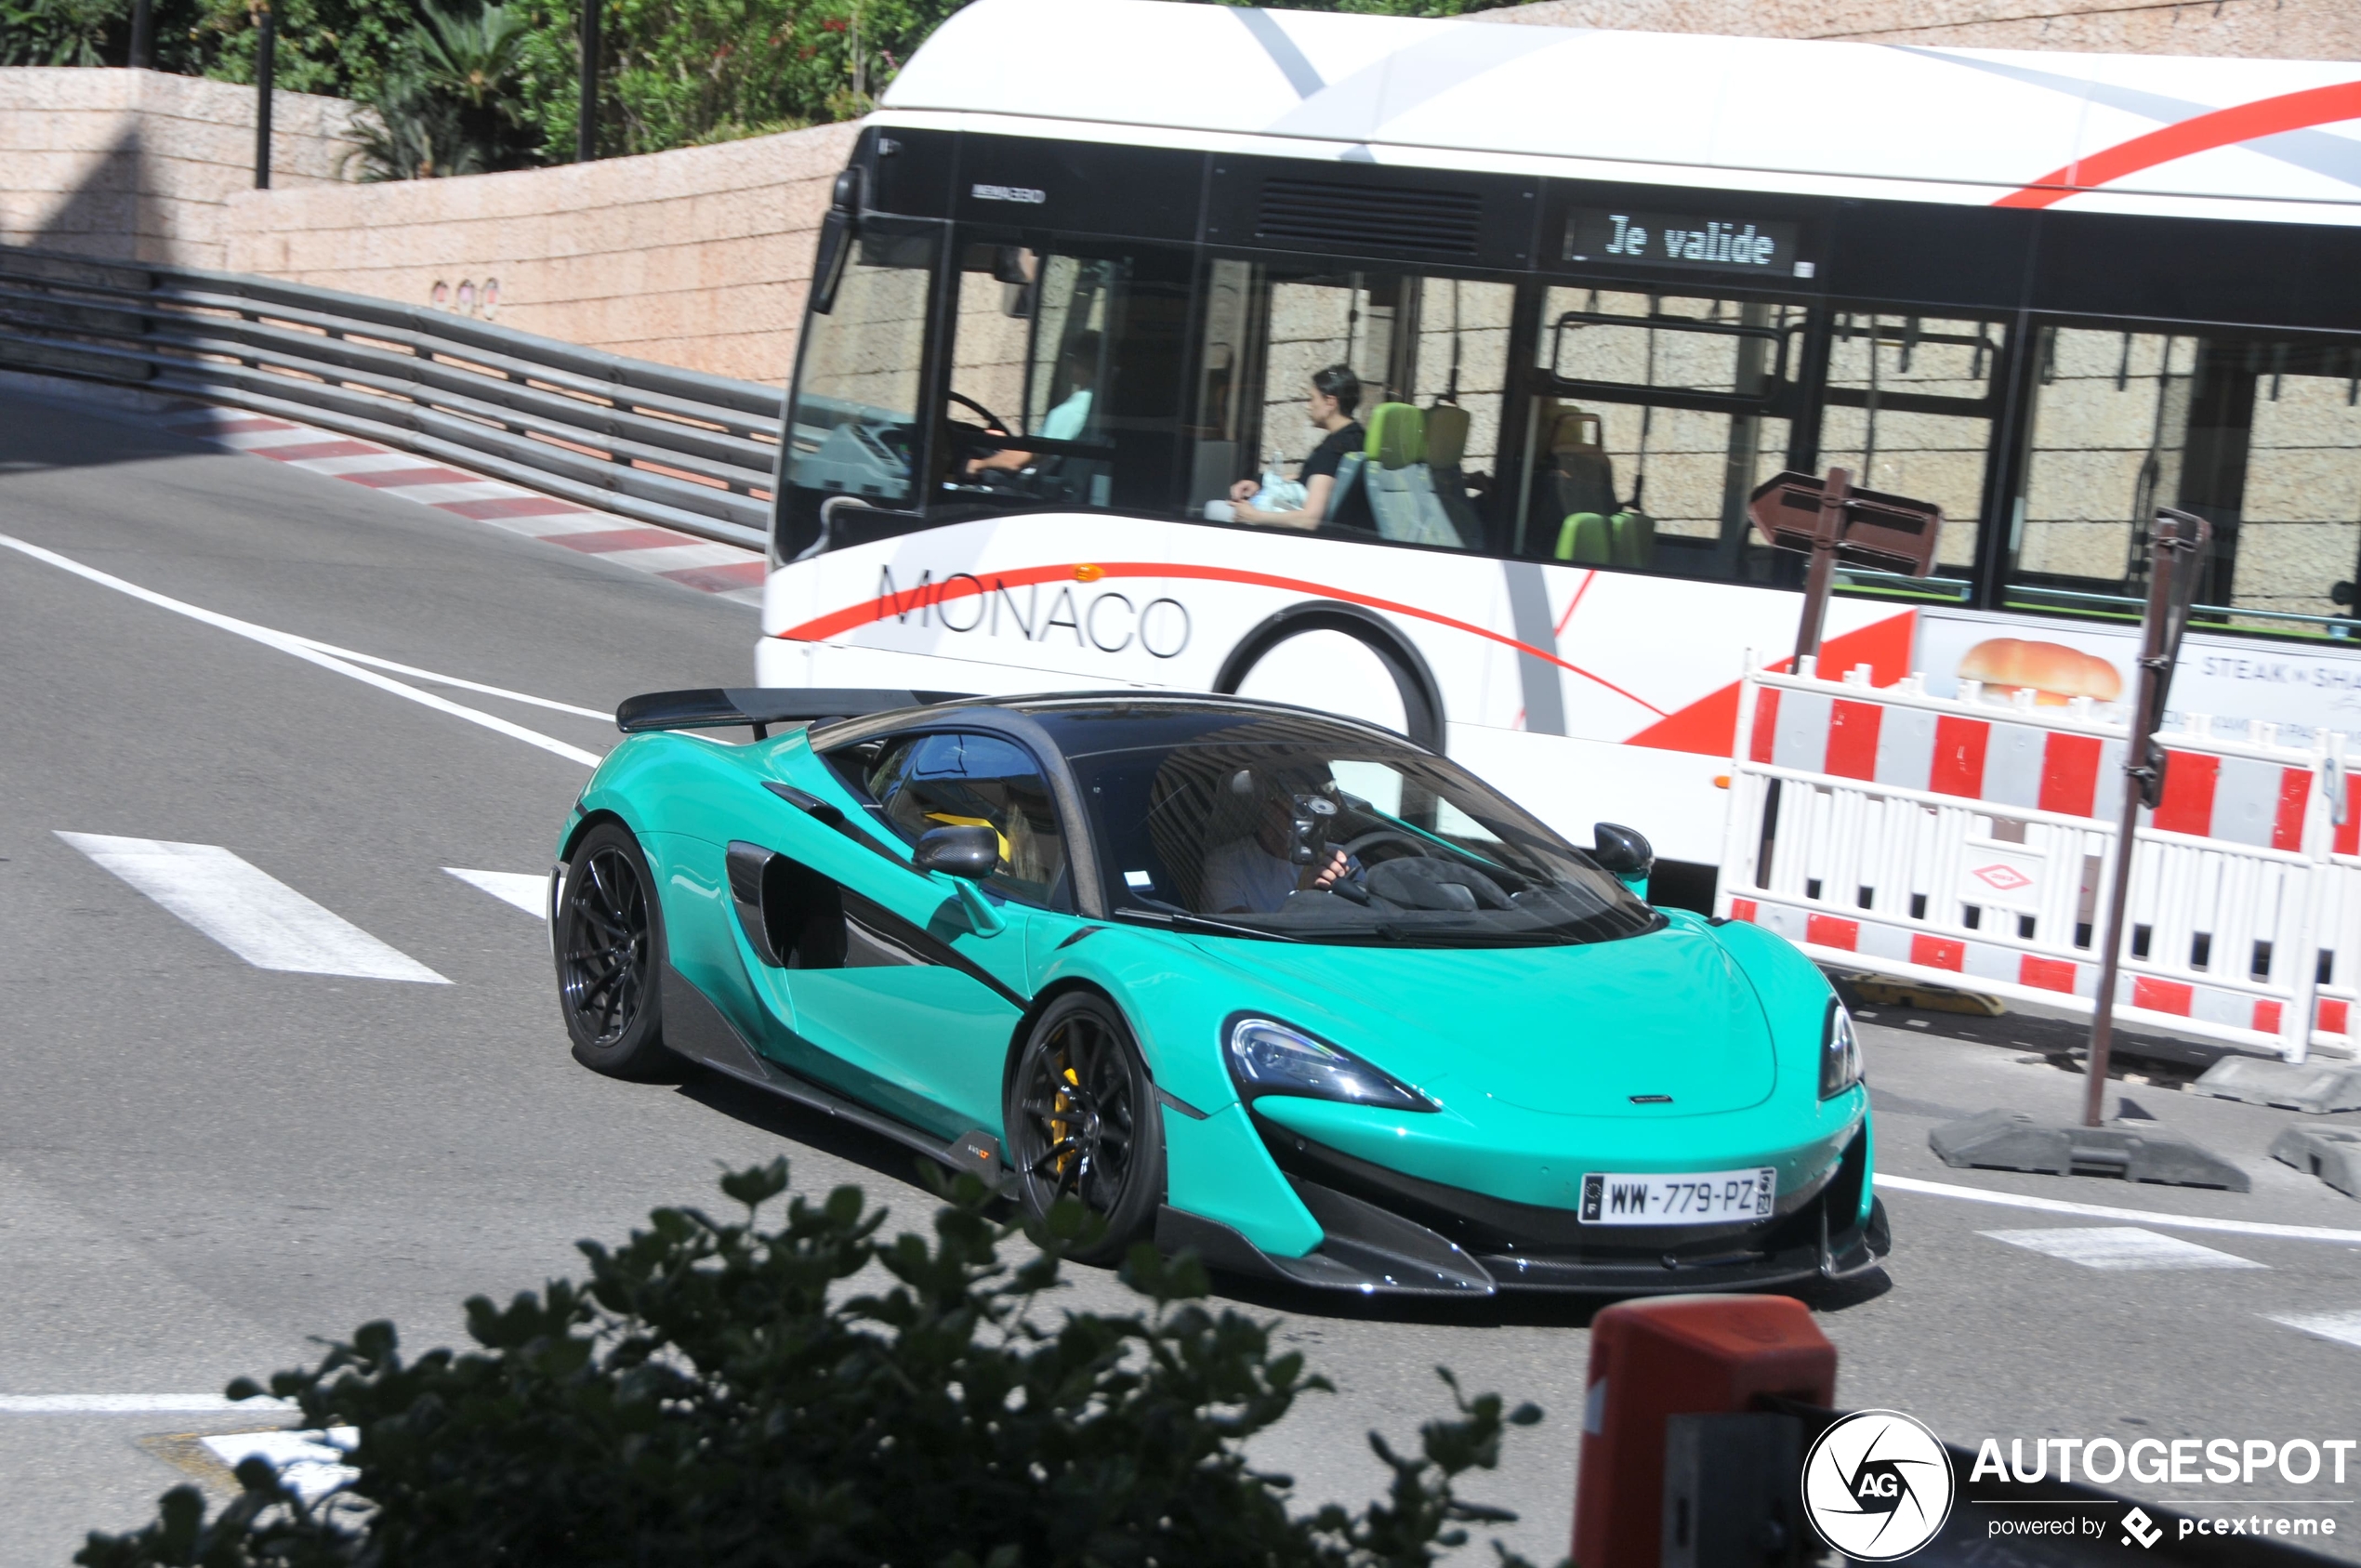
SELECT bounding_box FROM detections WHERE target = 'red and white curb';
[159,404,766,605]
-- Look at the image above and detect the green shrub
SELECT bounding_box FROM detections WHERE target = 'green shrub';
[78,1161,1558,1567]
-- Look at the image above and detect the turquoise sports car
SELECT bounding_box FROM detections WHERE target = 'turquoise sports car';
[551,689,1886,1298]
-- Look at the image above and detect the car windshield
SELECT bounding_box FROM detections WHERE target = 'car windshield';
[1059,713,1660,948]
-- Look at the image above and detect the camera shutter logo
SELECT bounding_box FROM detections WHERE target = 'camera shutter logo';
[1801,1410,1957,1561]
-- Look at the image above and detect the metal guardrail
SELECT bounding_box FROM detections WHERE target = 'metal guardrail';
[0,244,784,551]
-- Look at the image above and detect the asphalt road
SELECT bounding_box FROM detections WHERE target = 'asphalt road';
[3,380,2357,1565]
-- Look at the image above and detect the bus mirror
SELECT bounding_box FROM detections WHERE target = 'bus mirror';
[810,208,853,316]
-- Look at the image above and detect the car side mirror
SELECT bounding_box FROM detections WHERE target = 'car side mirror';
[1590,823,1654,889]
[914,824,998,880]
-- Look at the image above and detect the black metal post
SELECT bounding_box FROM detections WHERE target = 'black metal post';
[576,0,601,164]
[129,0,153,68]
[2083,507,2211,1127]
[253,2,275,190]
[1793,466,1852,665]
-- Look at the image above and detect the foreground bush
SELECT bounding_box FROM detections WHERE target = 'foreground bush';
[81,1162,1554,1567]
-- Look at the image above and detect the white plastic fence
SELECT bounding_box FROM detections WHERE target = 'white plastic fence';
[1714,657,2360,1062]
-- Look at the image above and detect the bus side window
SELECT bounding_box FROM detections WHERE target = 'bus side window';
[2007,327,2361,638]
[1520,287,1799,582]
[1188,264,1495,552]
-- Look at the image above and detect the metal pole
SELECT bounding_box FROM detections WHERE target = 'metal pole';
[1793,466,1851,664]
[2083,509,2209,1126]
[129,0,153,68]
[576,0,601,164]
[252,2,275,190]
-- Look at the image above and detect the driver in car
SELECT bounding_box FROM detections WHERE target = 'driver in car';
[1204,775,1358,915]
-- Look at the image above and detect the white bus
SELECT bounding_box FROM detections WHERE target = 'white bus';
[763,0,2361,903]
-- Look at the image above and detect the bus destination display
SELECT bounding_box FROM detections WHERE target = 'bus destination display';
[1564,210,1811,278]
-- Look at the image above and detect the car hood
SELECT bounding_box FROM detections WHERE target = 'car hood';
[1188,923,1777,1117]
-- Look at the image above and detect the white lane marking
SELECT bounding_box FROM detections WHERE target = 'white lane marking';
[1982,1226,2266,1271]
[58,834,449,983]
[445,867,547,916]
[295,644,610,720]
[203,1428,358,1500]
[0,534,601,767]
[0,1394,292,1414]
[1877,1173,2361,1245]
[2268,1311,2361,1351]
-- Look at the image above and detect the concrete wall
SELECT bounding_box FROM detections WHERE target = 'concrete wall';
[226,122,862,388]
[0,68,363,270]
[1478,0,2360,59]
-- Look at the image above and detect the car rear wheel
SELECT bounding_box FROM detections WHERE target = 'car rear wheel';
[556,823,671,1079]
[1006,993,1166,1264]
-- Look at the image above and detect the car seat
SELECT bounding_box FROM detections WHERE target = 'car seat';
[1421,402,1485,549]
[1362,403,1465,549]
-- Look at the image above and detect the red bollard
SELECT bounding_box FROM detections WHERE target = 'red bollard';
[1570,1294,1837,1568]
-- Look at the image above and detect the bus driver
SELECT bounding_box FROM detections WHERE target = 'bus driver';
[1226,364,1378,534]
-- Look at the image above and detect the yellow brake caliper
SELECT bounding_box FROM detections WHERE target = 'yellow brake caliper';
[1049,1059,1080,1178]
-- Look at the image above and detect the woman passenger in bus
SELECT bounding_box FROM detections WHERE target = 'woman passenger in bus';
[1227,364,1377,533]
[965,331,1099,477]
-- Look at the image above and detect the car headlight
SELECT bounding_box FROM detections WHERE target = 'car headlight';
[1225,1016,1436,1113]
[1821,1000,1863,1099]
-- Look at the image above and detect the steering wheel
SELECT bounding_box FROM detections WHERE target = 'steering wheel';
[1341,829,1433,863]
[946,390,1012,434]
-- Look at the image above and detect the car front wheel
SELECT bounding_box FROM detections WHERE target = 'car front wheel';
[556,822,671,1079]
[1006,993,1166,1264]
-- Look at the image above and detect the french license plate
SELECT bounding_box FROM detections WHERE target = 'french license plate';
[1579,1167,1775,1225]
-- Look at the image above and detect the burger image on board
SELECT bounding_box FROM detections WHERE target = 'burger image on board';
[1959,638,2124,706]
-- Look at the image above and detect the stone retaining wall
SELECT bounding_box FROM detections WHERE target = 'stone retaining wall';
[225,122,862,388]
[0,68,363,270]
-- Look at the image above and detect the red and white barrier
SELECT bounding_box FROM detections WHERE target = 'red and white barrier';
[1715,658,2355,1062]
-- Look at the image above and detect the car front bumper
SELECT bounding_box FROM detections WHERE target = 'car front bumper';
[1157,1121,1884,1298]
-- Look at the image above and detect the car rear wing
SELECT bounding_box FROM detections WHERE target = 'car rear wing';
[615,687,972,738]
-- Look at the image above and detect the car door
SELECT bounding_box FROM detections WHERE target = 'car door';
[752,730,1061,1139]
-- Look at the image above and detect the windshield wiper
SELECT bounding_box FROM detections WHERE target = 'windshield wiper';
[1112,905,1305,943]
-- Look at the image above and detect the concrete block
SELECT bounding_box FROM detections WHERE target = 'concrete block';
[2271,1124,2361,1199]
[2191,1057,2361,1113]
[1931,1108,2250,1191]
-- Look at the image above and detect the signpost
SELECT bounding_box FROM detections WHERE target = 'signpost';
[2084,507,2211,1127]
[1748,468,1944,663]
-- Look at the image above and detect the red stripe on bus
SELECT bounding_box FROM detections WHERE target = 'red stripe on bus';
[1825,699,1882,780]
[2020,955,2077,993]
[1930,715,1988,798]
[2132,976,2194,1016]
[2274,767,2312,851]
[1995,79,2361,209]
[777,560,1669,716]
[2152,750,2219,836]
[2038,732,2102,817]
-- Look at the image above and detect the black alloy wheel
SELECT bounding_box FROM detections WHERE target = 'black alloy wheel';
[557,823,671,1078]
[1007,993,1166,1263]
